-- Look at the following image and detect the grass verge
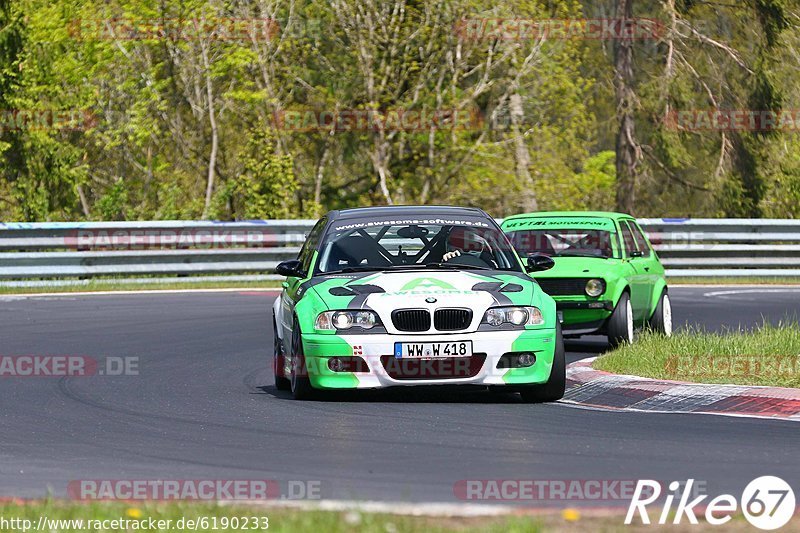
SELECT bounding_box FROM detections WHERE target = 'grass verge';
[0,500,767,532]
[594,324,800,388]
[0,500,545,533]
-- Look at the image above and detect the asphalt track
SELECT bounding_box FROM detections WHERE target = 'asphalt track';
[1,286,799,504]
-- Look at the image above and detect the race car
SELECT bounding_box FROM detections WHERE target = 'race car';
[272,205,564,402]
[501,211,671,346]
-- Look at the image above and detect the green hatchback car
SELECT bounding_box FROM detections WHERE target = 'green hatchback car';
[501,211,671,346]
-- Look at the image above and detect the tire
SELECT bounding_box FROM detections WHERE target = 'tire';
[648,290,673,337]
[272,317,290,391]
[519,322,566,403]
[290,320,317,400]
[607,291,634,348]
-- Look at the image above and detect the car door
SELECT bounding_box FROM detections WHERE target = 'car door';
[629,220,662,302]
[280,217,326,350]
[618,219,649,323]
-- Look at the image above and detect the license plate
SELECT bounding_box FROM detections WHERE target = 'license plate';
[394,341,473,359]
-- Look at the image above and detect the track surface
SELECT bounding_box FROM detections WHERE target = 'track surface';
[1,286,799,503]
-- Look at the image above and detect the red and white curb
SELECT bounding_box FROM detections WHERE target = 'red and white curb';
[564,358,800,421]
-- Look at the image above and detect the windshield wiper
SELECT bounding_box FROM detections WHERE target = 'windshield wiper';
[322,266,389,275]
[424,262,494,270]
[324,262,504,274]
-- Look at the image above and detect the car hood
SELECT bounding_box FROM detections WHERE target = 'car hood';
[309,270,538,331]
[532,256,624,280]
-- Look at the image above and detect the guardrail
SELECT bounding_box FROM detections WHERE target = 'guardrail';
[1,218,798,285]
[637,218,800,278]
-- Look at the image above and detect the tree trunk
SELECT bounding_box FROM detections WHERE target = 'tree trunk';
[614,0,638,214]
[510,93,537,212]
[201,42,219,220]
[314,146,329,205]
[76,183,91,218]
[372,132,393,205]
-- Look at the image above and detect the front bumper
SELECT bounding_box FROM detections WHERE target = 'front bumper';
[554,299,613,335]
[297,329,557,389]
[557,300,614,311]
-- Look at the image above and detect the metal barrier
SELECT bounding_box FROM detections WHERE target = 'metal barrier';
[638,218,800,277]
[1,218,799,284]
[0,220,310,283]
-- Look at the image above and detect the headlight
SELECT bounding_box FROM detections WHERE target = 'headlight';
[585,279,605,297]
[354,311,377,329]
[333,311,353,329]
[482,306,544,327]
[315,310,380,330]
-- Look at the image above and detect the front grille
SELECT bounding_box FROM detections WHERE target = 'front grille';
[380,354,486,380]
[434,308,473,331]
[391,309,431,332]
[537,278,590,296]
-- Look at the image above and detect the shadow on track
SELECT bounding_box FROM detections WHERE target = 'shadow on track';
[255,384,531,403]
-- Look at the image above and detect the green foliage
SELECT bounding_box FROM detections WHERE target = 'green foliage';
[228,130,297,220]
[0,0,799,221]
[94,178,129,220]
[755,0,790,48]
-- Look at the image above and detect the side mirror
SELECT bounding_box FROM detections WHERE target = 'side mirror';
[275,259,305,278]
[630,250,644,258]
[526,253,555,272]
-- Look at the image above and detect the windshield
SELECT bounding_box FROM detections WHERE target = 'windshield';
[507,229,617,259]
[316,218,522,274]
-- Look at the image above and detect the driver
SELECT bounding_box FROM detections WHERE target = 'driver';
[442,227,498,267]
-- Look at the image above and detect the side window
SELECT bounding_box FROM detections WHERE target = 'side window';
[629,221,652,257]
[298,218,326,273]
[619,221,638,257]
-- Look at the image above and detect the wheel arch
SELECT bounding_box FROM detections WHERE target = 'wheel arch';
[272,297,284,341]
[648,280,669,319]
[606,277,631,308]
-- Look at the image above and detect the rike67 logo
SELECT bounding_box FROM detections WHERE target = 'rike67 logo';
[626,476,796,530]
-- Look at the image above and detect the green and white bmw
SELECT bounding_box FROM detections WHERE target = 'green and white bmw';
[272,206,564,402]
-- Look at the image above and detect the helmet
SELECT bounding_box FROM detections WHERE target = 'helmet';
[447,227,489,253]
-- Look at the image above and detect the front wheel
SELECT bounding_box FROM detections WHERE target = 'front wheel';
[290,320,317,400]
[273,317,290,391]
[607,292,634,348]
[519,322,566,403]
[648,290,673,336]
